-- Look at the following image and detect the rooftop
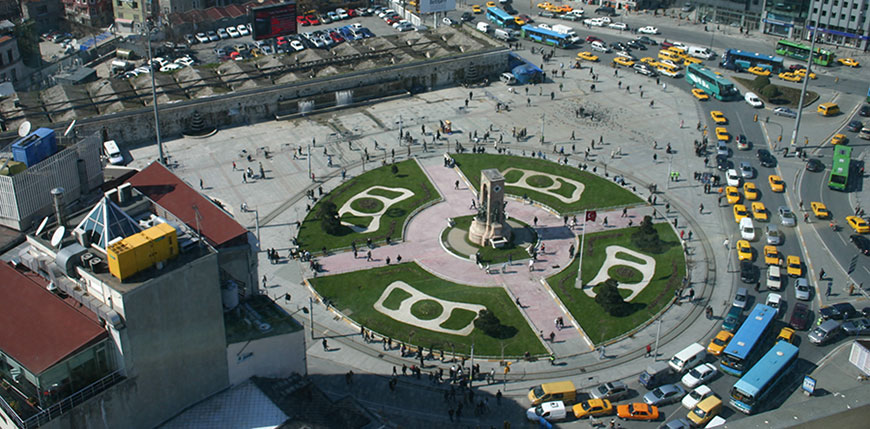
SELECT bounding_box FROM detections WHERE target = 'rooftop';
[0,262,107,375]
[127,161,248,248]
[224,294,303,344]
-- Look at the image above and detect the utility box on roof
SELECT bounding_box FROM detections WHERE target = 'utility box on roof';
[12,127,57,167]
[107,223,179,281]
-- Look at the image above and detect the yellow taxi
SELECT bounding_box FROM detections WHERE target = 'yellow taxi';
[715,127,730,142]
[546,5,561,12]
[472,4,482,13]
[683,57,703,66]
[752,202,768,221]
[572,398,614,419]
[640,57,658,64]
[831,133,847,145]
[768,175,785,192]
[747,66,770,77]
[736,240,753,261]
[707,330,734,356]
[733,204,749,223]
[778,71,802,82]
[847,215,870,233]
[613,56,634,67]
[536,1,552,8]
[743,182,759,200]
[794,68,817,79]
[764,245,779,265]
[838,57,860,67]
[692,88,709,100]
[811,201,830,218]
[777,327,796,343]
[486,1,496,7]
[786,255,802,277]
[577,51,599,62]
[710,111,728,124]
[514,17,526,25]
[725,186,741,204]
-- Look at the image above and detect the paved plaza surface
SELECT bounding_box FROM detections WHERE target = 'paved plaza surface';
[128,9,870,427]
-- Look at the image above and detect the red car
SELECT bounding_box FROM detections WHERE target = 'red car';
[276,36,288,46]
[347,8,357,17]
[297,15,309,26]
[660,39,675,48]
[788,64,806,71]
[305,14,319,25]
[329,31,344,43]
[586,35,603,43]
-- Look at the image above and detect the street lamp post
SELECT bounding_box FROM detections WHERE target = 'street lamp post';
[144,21,164,164]
[789,15,820,147]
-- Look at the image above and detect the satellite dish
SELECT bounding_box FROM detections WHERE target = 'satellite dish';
[50,226,66,248]
[63,120,77,137]
[35,217,49,237]
[18,121,32,138]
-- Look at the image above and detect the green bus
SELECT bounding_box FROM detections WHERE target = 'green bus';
[685,64,740,101]
[829,145,852,191]
[775,39,835,66]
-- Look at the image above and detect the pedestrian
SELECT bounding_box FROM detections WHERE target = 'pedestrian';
[804,213,810,223]
[646,344,652,357]
[673,218,678,228]
[385,256,391,265]
[322,338,328,351]
[528,259,534,272]
[819,268,825,280]
[393,366,397,376]
[366,250,372,261]
[622,207,628,217]
[699,203,704,214]
[723,238,730,249]
[515,296,521,306]
[533,216,538,226]
[755,281,761,292]
[455,180,459,189]
[448,408,454,422]
[496,390,502,405]
[603,216,608,226]
[242,173,247,183]
[826,282,832,297]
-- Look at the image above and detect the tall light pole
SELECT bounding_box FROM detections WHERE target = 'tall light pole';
[144,20,164,165]
[789,15,820,148]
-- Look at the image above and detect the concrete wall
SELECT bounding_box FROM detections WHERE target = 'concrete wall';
[226,329,306,386]
[0,48,509,150]
[43,251,230,429]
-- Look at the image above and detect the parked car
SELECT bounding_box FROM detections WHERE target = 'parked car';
[820,302,857,320]
[774,107,797,118]
[794,278,811,300]
[589,381,630,402]
[681,363,717,389]
[842,318,870,335]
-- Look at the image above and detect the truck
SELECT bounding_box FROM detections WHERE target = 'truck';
[688,45,715,60]
[551,24,581,45]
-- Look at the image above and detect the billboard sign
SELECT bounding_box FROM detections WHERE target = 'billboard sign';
[251,2,297,41]
[419,0,456,14]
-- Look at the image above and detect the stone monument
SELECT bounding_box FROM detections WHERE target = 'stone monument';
[468,169,512,247]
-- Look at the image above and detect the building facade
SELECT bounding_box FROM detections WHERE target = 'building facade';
[21,0,65,34]
[762,0,812,39]
[113,0,157,33]
[808,0,870,50]
[0,33,24,84]
[63,0,115,28]
[694,0,765,30]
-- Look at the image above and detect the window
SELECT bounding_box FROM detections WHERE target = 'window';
[821,10,827,16]
[6,50,11,64]
[132,1,137,8]
[833,1,838,6]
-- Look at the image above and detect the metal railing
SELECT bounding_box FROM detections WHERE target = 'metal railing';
[14,370,124,429]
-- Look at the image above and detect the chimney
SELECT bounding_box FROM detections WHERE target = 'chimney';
[51,187,66,228]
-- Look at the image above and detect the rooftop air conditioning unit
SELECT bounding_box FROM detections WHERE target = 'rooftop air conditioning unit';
[89,257,103,273]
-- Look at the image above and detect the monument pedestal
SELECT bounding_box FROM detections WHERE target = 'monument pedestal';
[468,219,512,247]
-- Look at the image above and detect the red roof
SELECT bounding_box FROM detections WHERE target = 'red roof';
[225,4,246,18]
[127,162,248,248]
[0,263,108,375]
[205,7,229,20]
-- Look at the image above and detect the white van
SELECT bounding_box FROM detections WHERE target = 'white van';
[500,72,517,85]
[476,22,490,33]
[669,343,707,374]
[739,217,756,241]
[590,41,610,53]
[104,140,124,165]
[744,92,763,108]
[494,28,513,41]
[767,265,782,290]
[688,46,715,60]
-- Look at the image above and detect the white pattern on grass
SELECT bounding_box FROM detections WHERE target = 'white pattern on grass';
[582,245,656,302]
[500,168,585,203]
[338,186,415,233]
[373,281,486,336]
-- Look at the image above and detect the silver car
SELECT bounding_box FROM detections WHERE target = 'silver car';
[589,381,629,401]
[739,161,754,179]
[778,206,797,227]
[794,278,811,300]
[733,287,748,309]
[643,383,685,406]
[766,225,783,245]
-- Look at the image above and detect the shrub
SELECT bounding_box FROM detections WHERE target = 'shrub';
[317,201,341,234]
[761,84,781,99]
[391,164,399,175]
[631,215,661,252]
[473,309,518,339]
[752,75,771,91]
[595,278,632,317]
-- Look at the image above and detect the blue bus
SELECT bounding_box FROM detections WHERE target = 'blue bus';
[720,49,785,73]
[486,7,519,28]
[720,304,777,377]
[520,25,572,48]
[730,341,799,414]
[685,64,740,101]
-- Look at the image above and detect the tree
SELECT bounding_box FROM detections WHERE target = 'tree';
[752,75,771,91]
[595,278,632,317]
[317,201,341,234]
[760,84,781,99]
[631,215,661,252]
[473,309,517,339]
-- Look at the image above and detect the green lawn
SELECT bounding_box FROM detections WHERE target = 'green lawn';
[297,160,439,252]
[733,77,820,108]
[441,215,536,263]
[547,223,685,344]
[310,263,546,357]
[453,153,642,214]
